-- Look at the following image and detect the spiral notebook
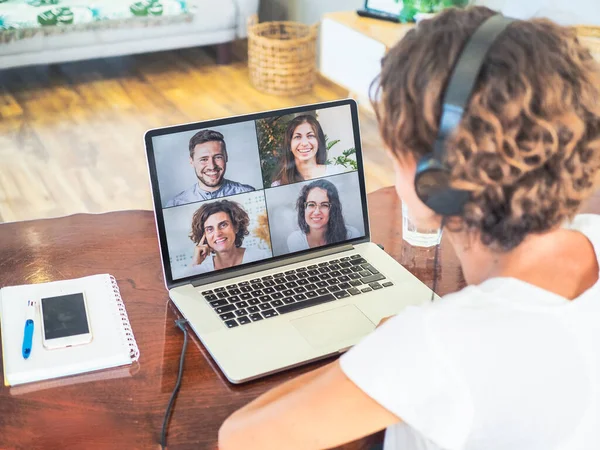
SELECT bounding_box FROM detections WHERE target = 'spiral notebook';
[0,274,140,387]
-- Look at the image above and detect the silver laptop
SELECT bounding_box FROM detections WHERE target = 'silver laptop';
[144,99,433,383]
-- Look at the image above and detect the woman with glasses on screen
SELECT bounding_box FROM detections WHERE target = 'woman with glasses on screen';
[287,179,360,252]
[271,115,345,187]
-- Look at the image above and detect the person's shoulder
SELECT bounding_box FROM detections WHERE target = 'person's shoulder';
[167,185,196,207]
[244,247,272,262]
[198,255,216,272]
[287,230,307,252]
[224,179,255,192]
[345,225,362,239]
[563,214,600,264]
[179,260,213,277]
[287,229,303,243]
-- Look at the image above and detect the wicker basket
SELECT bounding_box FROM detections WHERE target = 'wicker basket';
[247,15,319,96]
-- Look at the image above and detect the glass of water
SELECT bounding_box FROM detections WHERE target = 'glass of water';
[401,201,441,248]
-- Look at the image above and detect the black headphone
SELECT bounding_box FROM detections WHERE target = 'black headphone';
[414,14,515,217]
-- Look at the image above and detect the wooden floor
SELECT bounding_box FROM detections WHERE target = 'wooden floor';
[0,45,393,223]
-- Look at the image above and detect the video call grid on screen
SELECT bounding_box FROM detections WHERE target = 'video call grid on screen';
[146,101,370,283]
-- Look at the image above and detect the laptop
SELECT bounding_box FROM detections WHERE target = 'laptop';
[144,99,433,383]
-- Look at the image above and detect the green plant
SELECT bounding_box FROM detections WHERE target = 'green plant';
[257,115,295,188]
[325,137,357,170]
[397,0,469,23]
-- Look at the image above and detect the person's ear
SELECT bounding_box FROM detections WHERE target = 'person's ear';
[221,143,228,163]
[189,156,194,166]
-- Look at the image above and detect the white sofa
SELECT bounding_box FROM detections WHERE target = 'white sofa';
[0,0,259,69]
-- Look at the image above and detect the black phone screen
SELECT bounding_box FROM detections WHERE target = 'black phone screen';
[41,293,90,340]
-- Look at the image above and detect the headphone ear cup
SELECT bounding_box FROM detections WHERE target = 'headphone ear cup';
[415,153,447,207]
[415,154,470,216]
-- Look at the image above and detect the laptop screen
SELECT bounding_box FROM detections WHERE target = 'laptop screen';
[146,100,369,284]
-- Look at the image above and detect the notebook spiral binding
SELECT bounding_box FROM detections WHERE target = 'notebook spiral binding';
[109,275,140,361]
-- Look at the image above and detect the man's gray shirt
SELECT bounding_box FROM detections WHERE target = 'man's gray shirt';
[165,179,255,207]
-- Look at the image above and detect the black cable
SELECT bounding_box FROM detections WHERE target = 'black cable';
[431,218,446,302]
[161,319,189,450]
[431,242,440,302]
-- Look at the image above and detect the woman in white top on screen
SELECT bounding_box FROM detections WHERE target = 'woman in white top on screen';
[219,7,600,450]
[188,200,270,273]
[287,179,360,252]
[270,115,344,187]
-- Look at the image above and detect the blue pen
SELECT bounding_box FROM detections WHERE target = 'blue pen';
[22,300,35,359]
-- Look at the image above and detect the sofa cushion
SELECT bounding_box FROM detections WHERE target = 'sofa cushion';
[0,0,192,43]
[97,0,237,44]
[0,0,237,56]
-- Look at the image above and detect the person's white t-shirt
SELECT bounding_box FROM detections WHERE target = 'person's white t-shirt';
[340,214,600,450]
[183,247,272,276]
[286,226,362,253]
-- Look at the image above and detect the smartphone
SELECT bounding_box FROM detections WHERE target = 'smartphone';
[40,293,93,350]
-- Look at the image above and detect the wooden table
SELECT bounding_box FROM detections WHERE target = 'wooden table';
[1,187,598,449]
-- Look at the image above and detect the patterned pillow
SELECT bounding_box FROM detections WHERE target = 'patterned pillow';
[0,0,193,42]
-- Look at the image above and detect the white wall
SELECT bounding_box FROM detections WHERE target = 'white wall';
[473,0,600,25]
[317,105,355,159]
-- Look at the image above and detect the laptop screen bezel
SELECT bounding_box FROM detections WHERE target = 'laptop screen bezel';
[144,98,371,289]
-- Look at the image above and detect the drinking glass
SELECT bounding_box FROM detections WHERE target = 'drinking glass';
[401,201,441,247]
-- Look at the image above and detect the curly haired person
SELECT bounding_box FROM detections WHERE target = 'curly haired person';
[188,200,270,273]
[219,7,600,450]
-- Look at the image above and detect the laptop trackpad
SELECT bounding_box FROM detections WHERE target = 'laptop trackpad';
[291,305,375,349]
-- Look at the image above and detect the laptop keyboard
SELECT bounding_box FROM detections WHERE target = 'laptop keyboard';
[200,254,393,329]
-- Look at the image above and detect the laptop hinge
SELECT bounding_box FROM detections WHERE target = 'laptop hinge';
[189,243,356,288]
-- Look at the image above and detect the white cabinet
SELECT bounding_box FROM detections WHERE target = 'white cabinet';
[318,12,414,106]
[320,17,387,104]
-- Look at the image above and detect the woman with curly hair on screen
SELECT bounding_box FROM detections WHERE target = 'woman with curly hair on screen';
[188,200,270,273]
[287,179,361,252]
[270,115,345,187]
[219,6,600,450]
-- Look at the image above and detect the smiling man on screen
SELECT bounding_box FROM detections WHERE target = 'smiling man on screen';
[166,129,255,207]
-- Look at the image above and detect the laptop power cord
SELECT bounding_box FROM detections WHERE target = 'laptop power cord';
[161,318,189,450]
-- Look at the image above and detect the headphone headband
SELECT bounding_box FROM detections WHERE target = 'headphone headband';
[444,15,516,111]
[416,14,516,216]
